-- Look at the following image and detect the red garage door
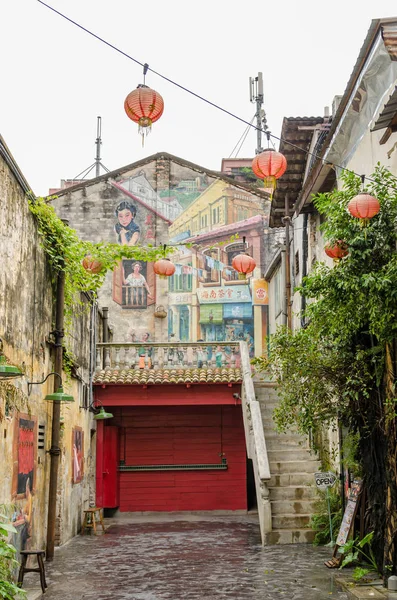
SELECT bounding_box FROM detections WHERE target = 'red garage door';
[114,405,246,512]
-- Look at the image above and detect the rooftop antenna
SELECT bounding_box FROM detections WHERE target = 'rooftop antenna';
[73,116,110,181]
[95,116,102,177]
[249,72,267,154]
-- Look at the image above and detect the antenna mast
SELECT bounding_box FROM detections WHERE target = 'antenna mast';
[249,73,266,154]
[95,116,102,178]
[72,116,110,181]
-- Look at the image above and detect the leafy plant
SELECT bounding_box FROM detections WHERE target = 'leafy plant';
[254,166,397,575]
[0,517,25,599]
[310,487,342,546]
[339,532,380,581]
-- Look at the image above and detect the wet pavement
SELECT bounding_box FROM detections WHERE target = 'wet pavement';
[24,515,348,599]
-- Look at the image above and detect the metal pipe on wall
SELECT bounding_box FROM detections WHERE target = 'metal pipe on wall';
[283,194,292,330]
[46,265,65,561]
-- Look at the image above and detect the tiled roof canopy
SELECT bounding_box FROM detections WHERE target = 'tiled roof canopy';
[93,367,243,386]
[269,117,324,227]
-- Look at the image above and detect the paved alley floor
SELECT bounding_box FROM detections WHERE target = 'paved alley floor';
[24,515,348,600]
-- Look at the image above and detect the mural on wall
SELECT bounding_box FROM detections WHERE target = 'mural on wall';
[11,414,36,552]
[72,427,84,484]
[57,157,268,351]
[113,260,155,310]
[12,415,36,498]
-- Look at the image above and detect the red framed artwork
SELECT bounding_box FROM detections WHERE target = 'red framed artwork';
[12,414,37,500]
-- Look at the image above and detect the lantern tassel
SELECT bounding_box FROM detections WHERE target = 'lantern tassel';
[263,176,277,200]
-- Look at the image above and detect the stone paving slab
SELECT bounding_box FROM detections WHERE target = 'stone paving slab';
[23,515,349,600]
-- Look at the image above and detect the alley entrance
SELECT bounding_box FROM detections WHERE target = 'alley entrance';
[24,515,349,600]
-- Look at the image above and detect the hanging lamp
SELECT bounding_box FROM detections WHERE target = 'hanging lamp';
[124,64,164,145]
[27,372,74,402]
[324,241,349,262]
[347,176,380,226]
[89,400,113,420]
[82,255,103,274]
[0,339,22,379]
[94,406,114,420]
[252,132,287,199]
[231,238,256,280]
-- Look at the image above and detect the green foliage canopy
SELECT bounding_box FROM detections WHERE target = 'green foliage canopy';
[254,166,397,438]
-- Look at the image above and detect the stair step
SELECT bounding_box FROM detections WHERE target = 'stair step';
[264,529,315,545]
[267,449,315,461]
[265,441,310,453]
[268,485,317,500]
[265,435,306,449]
[268,473,316,487]
[272,513,311,529]
[269,460,321,474]
[270,499,317,514]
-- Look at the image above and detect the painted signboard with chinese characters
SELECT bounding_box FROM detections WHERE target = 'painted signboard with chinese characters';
[197,285,252,304]
[252,279,269,305]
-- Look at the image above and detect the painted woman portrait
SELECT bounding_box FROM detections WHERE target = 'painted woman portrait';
[124,261,153,308]
[114,201,140,245]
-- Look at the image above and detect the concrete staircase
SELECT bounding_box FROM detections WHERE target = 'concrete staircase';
[255,381,320,544]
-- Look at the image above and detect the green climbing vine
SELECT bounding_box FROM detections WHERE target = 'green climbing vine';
[0,381,28,423]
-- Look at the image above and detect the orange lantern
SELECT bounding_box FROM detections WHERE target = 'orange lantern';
[153,258,175,279]
[252,149,287,198]
[232,253,256,280]
[348,193,380,224]
[325,241,348,262]
[124,85,164,144]
[82,256,103,274]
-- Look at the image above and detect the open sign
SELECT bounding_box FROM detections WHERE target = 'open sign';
[314,472,337,489]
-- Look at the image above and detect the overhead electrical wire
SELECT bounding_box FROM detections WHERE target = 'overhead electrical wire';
[37,0,397,193]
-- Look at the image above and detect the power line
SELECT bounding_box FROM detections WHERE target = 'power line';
[36,0,397,193]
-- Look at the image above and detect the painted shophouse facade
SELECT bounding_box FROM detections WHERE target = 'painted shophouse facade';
[50,152,273,520]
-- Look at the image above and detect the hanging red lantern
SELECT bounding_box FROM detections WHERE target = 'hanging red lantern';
[232,253,256,280]
[82,256,103,274]
[153,258,175,279]
[252,149,287,198]
[124,85,164,144]
[348,193,380,224]
[324,241,348,262]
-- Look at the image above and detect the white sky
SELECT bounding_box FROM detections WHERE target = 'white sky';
[2,0,397,196]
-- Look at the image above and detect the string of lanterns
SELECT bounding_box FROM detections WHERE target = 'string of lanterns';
[82,243,257,279]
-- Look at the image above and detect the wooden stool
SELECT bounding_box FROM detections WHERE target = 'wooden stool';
[81,507,106,535]
[18,550,47,594]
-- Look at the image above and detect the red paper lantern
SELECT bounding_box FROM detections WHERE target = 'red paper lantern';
[252,149,287,198]
[153,258,175,279]
[124,85,164,143]
[324,241,348,262]
[232,253,256,280]
[82,256,103,274]
[348,194,380,222]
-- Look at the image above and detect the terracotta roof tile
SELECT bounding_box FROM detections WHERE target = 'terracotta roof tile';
[93,367,242,385]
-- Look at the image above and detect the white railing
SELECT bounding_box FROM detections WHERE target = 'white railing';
[95,342,241,372]
[239,342,272,543]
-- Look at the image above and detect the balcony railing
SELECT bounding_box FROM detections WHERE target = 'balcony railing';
[95,342,241,372]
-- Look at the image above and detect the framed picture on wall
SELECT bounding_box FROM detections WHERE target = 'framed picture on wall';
[113,260,156,309]
[72,427,84,484]
[12,414,37,500]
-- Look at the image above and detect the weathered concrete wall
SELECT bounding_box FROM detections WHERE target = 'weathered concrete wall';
[0,143,96,553]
